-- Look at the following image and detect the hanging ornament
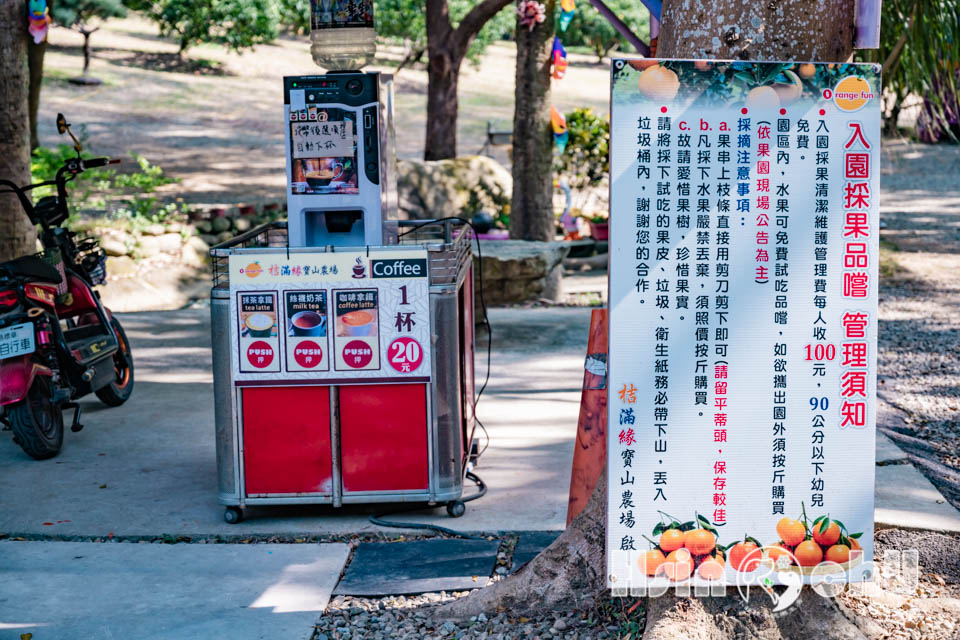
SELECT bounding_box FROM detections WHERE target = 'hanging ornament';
[517,0,546,32]
[551,37,568,80]
[551,106,568,153]
[27,0,50,44]
[558,0,576,32]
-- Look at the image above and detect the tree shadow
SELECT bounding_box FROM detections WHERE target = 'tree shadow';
[49,43,233,77]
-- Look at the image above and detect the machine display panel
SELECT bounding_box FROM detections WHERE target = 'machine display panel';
[290,107,360,196]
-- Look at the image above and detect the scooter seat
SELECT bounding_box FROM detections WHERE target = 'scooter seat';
[0,255,62,284]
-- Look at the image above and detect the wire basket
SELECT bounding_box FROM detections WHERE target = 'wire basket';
[39,248,69,295]
[75,237,107,286]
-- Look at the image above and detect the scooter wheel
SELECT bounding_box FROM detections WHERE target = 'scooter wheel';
[446,500,466,518]
[224,507,243,524]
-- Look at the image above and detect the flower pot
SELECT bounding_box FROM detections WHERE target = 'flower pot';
[590,221,609,241]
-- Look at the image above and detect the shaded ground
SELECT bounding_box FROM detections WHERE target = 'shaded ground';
[37,17,610,207]
[877,140,960,510]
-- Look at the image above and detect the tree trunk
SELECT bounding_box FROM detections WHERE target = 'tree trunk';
[438,0,863,633]
[81,29,93,74]
[423,0,513,161]
[0,0,38,263]
[508,0,556,242]
[656,0,855,61]
[425,44,462,161]
[27,35,46,150]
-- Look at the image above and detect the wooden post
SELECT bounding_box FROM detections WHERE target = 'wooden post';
[566,308,608,525]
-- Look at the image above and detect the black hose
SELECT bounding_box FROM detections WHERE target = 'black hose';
[368,472,488,539]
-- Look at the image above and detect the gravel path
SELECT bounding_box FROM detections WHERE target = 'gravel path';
[877,139,960,509]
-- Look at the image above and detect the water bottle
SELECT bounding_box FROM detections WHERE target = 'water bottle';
[310,0,376,71]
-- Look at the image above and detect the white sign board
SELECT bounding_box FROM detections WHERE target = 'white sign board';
[228,249,431,385]
[291,120,354,158]
[607,60,881,592]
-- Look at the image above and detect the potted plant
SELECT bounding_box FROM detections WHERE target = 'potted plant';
[587,213,609,241]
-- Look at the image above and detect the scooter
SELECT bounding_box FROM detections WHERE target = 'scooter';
[0,114,134,459]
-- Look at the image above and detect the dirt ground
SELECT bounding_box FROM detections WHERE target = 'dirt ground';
[37,17,609,206]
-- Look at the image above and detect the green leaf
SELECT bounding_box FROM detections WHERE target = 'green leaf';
[833,519,847,532]
[812,515,827,525]
[849,532,863,539]
[679,520,695,531]
[819,518,832,534]
[653,522,664,536]
[733,72,755,86]
[745,535,762,547]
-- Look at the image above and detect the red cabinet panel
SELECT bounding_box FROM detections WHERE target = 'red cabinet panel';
[242,386,332,495]
[339,384,429,492]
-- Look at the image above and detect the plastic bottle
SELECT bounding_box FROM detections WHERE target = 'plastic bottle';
[310,0,376,71]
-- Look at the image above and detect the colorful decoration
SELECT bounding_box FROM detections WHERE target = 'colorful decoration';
[517,0,546,32]
[551,37,568,80]
[559,0,576,32]
[27,0,50,44]
[551,106,568,153]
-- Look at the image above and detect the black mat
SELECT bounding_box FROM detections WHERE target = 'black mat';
[334,538,500,596]
[510,531,562,574]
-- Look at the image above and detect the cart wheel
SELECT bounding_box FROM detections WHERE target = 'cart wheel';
[446,500,466,518]
[224,507,243,524]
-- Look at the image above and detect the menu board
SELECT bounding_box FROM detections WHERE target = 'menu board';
[606,60,880,592]
[228,249,431,384]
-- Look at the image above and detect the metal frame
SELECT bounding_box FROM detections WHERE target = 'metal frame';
[210,219,474,511]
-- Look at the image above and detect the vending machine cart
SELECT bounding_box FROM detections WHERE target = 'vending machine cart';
[208,71,477,524]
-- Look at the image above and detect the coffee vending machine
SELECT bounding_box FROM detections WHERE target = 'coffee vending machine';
[284,72,397,247]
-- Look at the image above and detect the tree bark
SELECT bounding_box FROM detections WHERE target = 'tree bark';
[657,0,855,62]
[1,0,38,263]
[27,35,46,150]
[424,0,512,161]
[437,0,863,633]
[508,0,556,242]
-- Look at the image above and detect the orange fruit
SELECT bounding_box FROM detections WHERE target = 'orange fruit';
[637,65,680,102]
[776,518,806,546]
[766,543,795,567]
[683,529,716,555]
[638,549,666,576]
[825,544,851,564]
[697,555,725,580]
[795,540,824,567]
[771,70,803,105]
[812,521,841,547]
[798,63,816,79]
[729,542,760,572]
[661,548,694,581]
[850,537,861,551]
[694,60,713,72]
[833,75,872,112]
[745,86,780,110]
[659,528,685,552]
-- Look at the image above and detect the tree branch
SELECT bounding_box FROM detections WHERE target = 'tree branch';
[882,2,917,76]
[452,0,513,58]
[426,0,455,50]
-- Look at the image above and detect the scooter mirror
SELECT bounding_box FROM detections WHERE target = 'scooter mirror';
[56,113,83,154]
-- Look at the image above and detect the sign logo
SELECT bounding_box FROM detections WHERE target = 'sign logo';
[371,258,427,279]
[829,76,875,112]
[387,337,423,372]
[293,340,323,368]
[342,339,373,368]
[246,340,274,368]
[351,256,367,279]
[243,262,263,278]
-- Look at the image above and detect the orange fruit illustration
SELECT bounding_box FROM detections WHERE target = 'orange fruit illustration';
[771,70,803,105]
[766,543,794,566]
[697,554,725,580]
[795,540,824,567]
[694,60,713,72]
[825,544,851,564]
[638,549,666,576]
[683,529,716,555]
[659,528,685,552]
[812,521,841,547]
[745,86,780,110]
[244,262,263,278]
[849,537,862,551]
[729,541,760,572]
[661,548,694,581]
[797,63,816,79]
[637,65,680,102]
[776,518,806,546]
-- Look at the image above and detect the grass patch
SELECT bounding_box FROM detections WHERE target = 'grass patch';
[879,237,904,278]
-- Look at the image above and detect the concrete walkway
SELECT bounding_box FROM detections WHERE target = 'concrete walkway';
[0,307,589,537]
[0,540,348,639]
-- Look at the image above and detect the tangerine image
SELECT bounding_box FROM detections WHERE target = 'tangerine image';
[244,262,263,278]
[766,506,865,574]
[643,511,727,581]
[833,75,873,111]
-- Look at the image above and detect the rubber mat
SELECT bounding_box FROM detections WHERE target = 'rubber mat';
[510,531,562,574]
[333,538,500,596]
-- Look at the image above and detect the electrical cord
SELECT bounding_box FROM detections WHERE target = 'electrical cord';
[371,218,493,537]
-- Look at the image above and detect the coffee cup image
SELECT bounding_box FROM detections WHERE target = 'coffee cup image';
[290,310,326,337]
[245,312,275,337]
[339,310,375,337]
[305,162,344,188]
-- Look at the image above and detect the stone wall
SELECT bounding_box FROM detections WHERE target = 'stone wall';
[472,240,570,306]
[398,155,512,220]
